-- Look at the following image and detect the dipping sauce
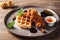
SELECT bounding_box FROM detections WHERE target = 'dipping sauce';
[45,16,56,26]
[45,16,56,23]
[46,18,53,22]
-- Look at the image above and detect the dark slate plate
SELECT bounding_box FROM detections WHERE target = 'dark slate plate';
[4,6,59,38]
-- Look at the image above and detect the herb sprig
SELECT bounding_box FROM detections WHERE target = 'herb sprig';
[7,21,14,29]
[18,8,24,16]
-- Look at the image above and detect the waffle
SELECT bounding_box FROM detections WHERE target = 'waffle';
[15,8,45,29]
[15,12,31,29]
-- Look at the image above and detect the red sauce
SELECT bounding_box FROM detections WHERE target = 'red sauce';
[46,18,53,22]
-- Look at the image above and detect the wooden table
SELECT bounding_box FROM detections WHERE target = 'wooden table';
[0,0,60,40]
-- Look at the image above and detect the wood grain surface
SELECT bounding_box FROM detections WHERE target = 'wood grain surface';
[0,0,60,40]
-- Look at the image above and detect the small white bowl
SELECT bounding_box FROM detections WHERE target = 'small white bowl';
[45,16,56,26]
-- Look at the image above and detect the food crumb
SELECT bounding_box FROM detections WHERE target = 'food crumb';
[41,29,46,33]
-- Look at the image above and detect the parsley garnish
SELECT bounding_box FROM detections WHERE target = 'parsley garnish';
[7,21,14,29]
[18,8,24,16]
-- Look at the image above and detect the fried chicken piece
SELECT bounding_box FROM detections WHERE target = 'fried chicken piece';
[0,1,14,9]
[35,17,44,27]
[26,8,45,28]
[6,1,14,7]
[0,2,7,9]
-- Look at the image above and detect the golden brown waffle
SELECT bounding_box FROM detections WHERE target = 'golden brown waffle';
[15,12,31,29]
